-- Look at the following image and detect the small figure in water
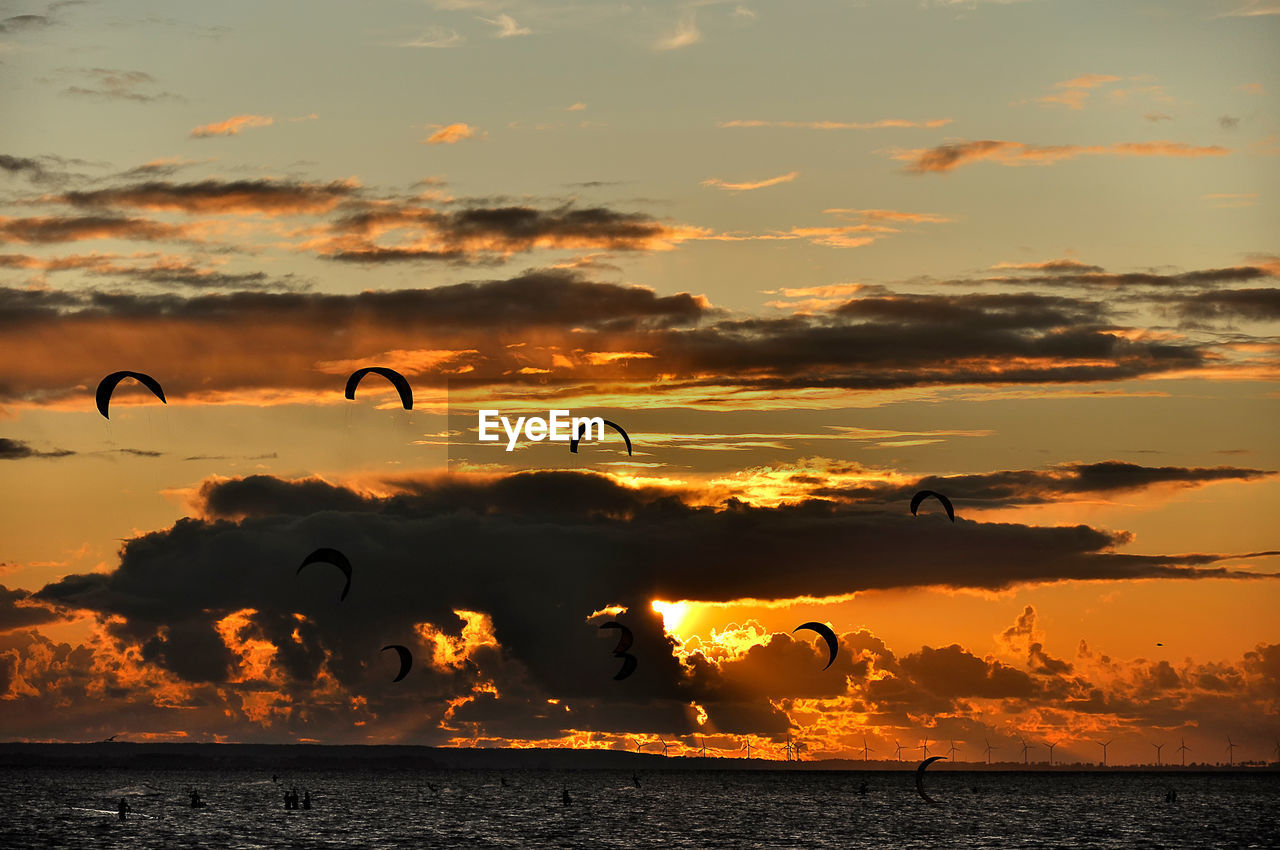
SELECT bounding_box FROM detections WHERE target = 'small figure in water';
[500,777,509,788]
[562,787,572,806]
[117,797,129,822]
[302,791,311,810]
[858,782,868,795]
[632,774,641,788]
[189,788,203,808]
[1165,787,1178,803]
[272,774,278,784]
[284,788,296,810]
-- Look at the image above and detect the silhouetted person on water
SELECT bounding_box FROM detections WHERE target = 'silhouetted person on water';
[272,774,278,784]
[632,774,641,788]
[189,789,204,808]
[285,788,298,810]
[117,798,129,822]
[1165,787,1178,803]
[302,791,311,810]
[562,787,572,806]
[858,782,868,795]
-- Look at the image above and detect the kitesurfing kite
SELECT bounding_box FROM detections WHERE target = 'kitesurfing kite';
[95,371,166,419]
[910,490,955,522]
[296,548,353,601]
[570,420,632,456]
[344,367,413,410]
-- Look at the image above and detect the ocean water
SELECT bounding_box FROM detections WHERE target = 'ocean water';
[3,768,1276,848]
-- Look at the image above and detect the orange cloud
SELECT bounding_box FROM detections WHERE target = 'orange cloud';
[424,123,480,145]
[824,208,952,224]
[897,140,1230,173]
[701,171,798,192]
[1034,74,1122,109]
[189,114,275,138]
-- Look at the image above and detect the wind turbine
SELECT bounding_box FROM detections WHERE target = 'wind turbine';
[1046,740,1059,766]
[784,735,795,762]
[742,739,754,760]
[1225,736,1238,767]
[698,737,708,758]
[893,740,906,762]
[1096,740,1112,767]
[983,739,997,765]
[920,738,931,759]
[633,738,645,753]
[948,740,960,761]
[1152,742,1164,767]
[860,736,873,762]
[1273,740,1279,766]
[1019,737,1035,765]
[660,740,672,757]
[1177,737,1190,767]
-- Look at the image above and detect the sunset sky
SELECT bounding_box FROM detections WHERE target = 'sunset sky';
[1,0,1277,766]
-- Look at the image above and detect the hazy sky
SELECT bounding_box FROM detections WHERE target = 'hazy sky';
[1,0,1277,765]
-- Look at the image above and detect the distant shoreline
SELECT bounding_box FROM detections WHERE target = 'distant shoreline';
[2,743,1276,773]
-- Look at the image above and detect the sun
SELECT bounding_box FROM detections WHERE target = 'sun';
[651,599,691,634]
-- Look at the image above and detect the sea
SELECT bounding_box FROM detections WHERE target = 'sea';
[3,768,1276,848]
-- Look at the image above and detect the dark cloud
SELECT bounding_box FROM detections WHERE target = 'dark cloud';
[323,203,700,263]
[654,296,1203,389]
[34,471,1262,727]
[813,460,1275,506]
[0,215,187,245]
[0,277,1219,403]
[0,154,87,186]
[183,452,278,462]
[0,437,74,459]
[62,68,179,103]
[99,264,308,292]
[59,179,357,214]
[1000,260,1106,274]
[198,475,376,519]
[1173,288,1280,322]
[1,155,53,183]
[109,448,163,457]
[0,252,305,292]
[984,265,1275,289]
[898,645,1037,699]
[1218,115,1240,131]
[0,585,64,631]
[0,14,51,33]
[832,292,1105,329]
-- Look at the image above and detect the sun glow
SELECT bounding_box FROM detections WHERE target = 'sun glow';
[651,599,691,634]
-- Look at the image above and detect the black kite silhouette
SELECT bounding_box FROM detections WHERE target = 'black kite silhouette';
[793,622,839,670]
[296,548,353,601]
[599,620,637,680]
[381,644,413,682]
[95,371,166,419]
[570,419,632,456]
[910,490,955,522]
[916,755,946,805]
[344,367,413,410]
